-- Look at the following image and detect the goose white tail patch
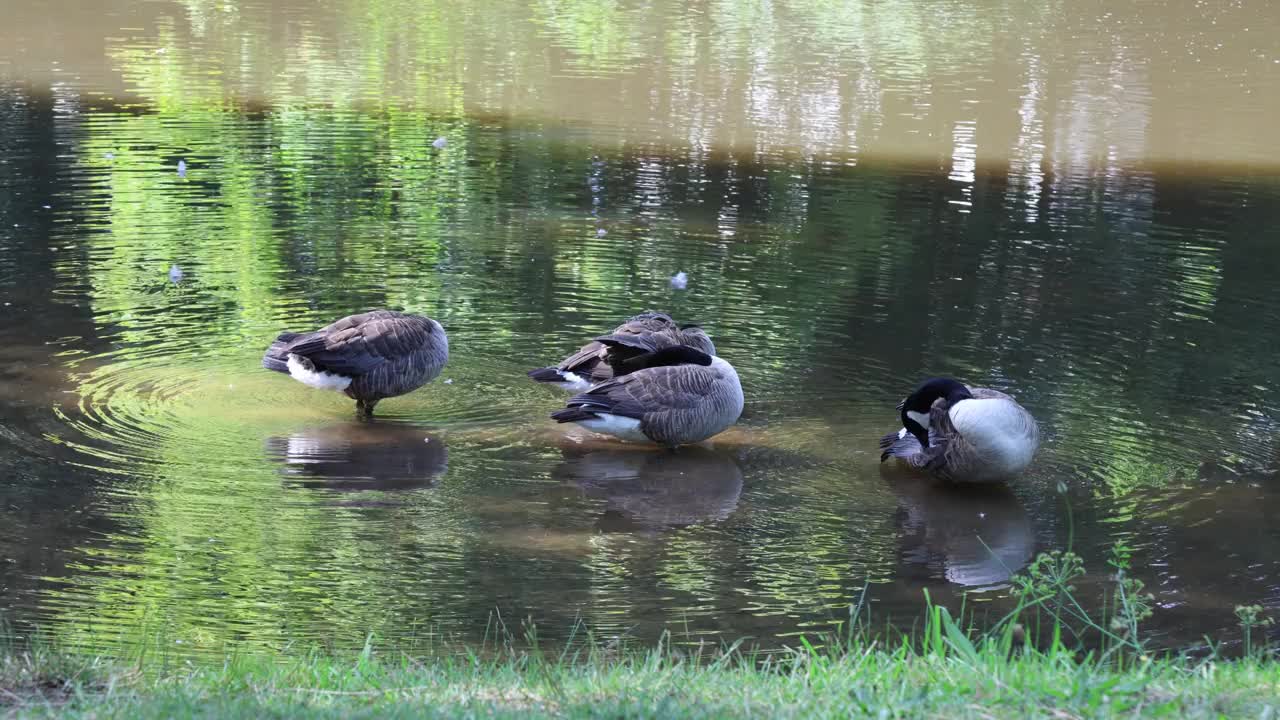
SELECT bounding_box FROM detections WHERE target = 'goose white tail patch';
[579,414,649,443]
[556,371,593,393]
[287,354,352,392]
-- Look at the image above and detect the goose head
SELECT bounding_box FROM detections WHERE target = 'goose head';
[901,377,973,449]
[678,324,716,356]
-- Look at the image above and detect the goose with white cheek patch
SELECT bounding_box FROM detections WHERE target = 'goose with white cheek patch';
[550,340,743,447]
[879,377,1039,483]
[262,310,448,417]
[527,311,715,392]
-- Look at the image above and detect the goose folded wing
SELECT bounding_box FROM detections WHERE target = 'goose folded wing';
[568,364,719,418]
[594,331,679,354]
[552,314,676,372]
[296,317,431,376]
[557,340,606,373]
[597,331,696,370]
[563,376,649,419]
[615,313,676,333]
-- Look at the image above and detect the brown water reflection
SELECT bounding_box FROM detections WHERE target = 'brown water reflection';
[555,446,744,531]
[1,0,1279,658]
[885,471,1034,590]
[267,424,448,492]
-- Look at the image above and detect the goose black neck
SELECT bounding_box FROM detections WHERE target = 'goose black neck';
[620,345,713,373]
[906,377,973,411]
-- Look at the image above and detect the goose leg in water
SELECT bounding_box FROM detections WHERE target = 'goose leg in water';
[356,398,379,417]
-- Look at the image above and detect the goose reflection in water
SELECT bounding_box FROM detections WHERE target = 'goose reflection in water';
[886,472,1035,589]
[553,446,744,531]
[265,422,447,491]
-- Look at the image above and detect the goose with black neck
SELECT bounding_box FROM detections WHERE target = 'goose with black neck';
[880,377,1039,484]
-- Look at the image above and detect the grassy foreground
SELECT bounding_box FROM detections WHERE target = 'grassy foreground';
[4,635,1279,719]
[4,551,1278,719]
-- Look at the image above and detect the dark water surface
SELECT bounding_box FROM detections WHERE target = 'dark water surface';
[2,0,1280,657]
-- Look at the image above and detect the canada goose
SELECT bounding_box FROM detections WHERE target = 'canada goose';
[879,377,1039,483]
[262,310,448,417]
[528,312,715,392]
[550,342,743,447]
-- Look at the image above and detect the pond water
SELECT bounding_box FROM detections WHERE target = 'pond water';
[2,0,1280,657]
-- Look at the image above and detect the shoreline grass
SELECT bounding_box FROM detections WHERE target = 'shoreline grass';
[4,551,1277,718]
[3,633,1279,719]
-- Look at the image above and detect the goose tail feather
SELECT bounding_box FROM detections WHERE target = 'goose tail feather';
[551,407,600,424]
[879,428,922,462]
[262,332,304,373]
[527,367,565,383]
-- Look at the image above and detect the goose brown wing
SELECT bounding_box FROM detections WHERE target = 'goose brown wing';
[556,326,680,375]
[594,331,675,353]
[297,314,436,377]
[600,313,679,352]
[565,363,719,419]
[615,312,677,334]
[557,340,607,374]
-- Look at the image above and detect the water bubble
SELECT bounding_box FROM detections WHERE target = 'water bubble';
[670,271,689,290]
[168,264,183,283]
[443,378,454,385]
[177,159,187,178]
[104,152,114,160]
[596,228,607,237]
[432,137,447,149]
